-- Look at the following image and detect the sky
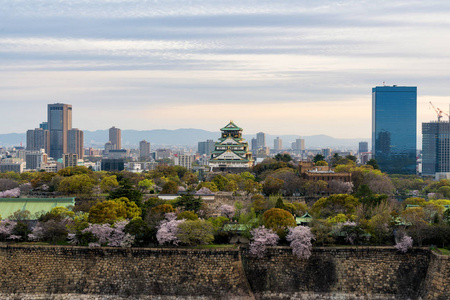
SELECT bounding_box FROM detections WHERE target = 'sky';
[1,0,450,138]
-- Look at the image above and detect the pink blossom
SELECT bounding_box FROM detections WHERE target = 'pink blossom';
[0,220,17,239]
[395,235,413,253]
[82,220,134,247]
[286,226,315,259]
[249,226,279,258]
[156,212,185,246]
[195,187,213,195]
[0,188,20,198]
[218,204,235,219]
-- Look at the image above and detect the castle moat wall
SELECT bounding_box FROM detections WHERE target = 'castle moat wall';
[0,245,448,299]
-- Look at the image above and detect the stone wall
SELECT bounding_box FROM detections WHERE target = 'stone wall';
[0,245,253,299]
[0,245,449,299]
[242,246,432,300]
[420,251,450,300]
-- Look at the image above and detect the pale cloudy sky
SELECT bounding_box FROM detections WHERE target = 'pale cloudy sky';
[1,0,450,138]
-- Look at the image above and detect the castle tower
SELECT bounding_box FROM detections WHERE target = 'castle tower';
[208,121,254,171]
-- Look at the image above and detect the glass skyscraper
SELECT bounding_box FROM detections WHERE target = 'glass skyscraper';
[48,103,72,159]
[372,86,417,174]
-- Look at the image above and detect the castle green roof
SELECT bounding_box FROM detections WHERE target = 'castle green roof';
[220,121,242,131]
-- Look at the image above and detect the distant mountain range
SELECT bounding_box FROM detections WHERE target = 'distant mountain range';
[0,129,370,149]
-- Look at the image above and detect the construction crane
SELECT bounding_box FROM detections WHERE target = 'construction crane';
[429,101,445,122]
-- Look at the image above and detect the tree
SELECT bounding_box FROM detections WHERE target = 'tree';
[395,234,413,253]
[275,197,286,210]
[218,204,235,219]
[244,179,262,195]
[249,226,279,258]
[108,179,143,206]
[366,159,379,170]
[0,179,19,191]
[196,182,218,192]
[161,180,178,194]
[287,226,315,259]
[274,153,292,162]
[212,175,229,191]
[262,208,296,237]
[313,154,325,163]
[81,220,134,247]
[251,194,268,215]
[28,219,70,243]
[156,213,184,246]
[124,217,153,246]
[174,194,203,213]
[262,176,284,195]
[100,175,119,193]
[177,219,214,246]
[0,188,21,198]
[58,174,96,195]
[315,160,328,166]
[151,204,175,214]
[88,200,127,224]
[178,211,199,220]
[112,197,142,219]
[311,194,360,219]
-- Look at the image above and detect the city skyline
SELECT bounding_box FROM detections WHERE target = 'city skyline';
[2,1,450,137]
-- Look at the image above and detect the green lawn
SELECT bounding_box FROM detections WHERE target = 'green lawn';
[438,248,450,255]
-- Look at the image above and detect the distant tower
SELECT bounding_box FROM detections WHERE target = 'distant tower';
[422,122,450,176]
[26,128,50,154]
[256,132,266,149]
[48,103,72,159]
[109,126,121,150]
[358,141,369,154]
[139,140,151,160]
[274,137,282,151]
[372,86,416,174]
[68,128,84,159]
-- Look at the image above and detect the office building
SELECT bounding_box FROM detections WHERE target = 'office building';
[372,86,417,174]
[292,138,305,151]
[251,138,258,151]
[139,140,151,160]
[68,128,84,159]
[39,122,48,130]
[256,132,266,149]
[422,121,450,176]
[48,103,72,159]
[26,150,47,170]
[26,128,50,154]
[101,158,125,171]
[359,142,369,154]
[322,148,332,158]
[0,162,24,173]
[274,137,283,151]
[174,154,194,170]
[198,140,215,156]
[63,153,78,168]
[109,126,121,150]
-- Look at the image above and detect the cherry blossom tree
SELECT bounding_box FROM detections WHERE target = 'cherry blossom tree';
[156,213,185,246]
[286,226,315,259]
[0,188,21,198]
[195,187,213,195]
[395,235,413,253]
[218,204,235,219]
[0,220,17,240]
[82,220,134,248]
[249,226,279,258]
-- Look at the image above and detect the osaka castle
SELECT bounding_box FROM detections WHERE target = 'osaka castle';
[208,121,254,171]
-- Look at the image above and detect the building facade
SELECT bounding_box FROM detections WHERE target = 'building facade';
[109,126,121,150]
[358,141,369,154]
[68,128,84,159]
[274,137,282,151]
[26,128,50,154]
[174,154,194,170]
[372,86,417,174]
[198,140,215,156]
[208,121,254,171]
[256,132,266,149]
[139,140,151,160]
[48,103,72,159]
[422,121,450,176]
